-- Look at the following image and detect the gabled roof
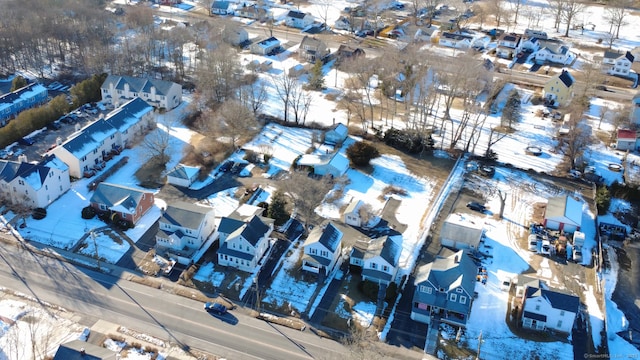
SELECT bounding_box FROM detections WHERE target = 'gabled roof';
[53,340,117,360]
[160,202,212,230]
[526,288,580,313]
[604,50,621,59]
[104,97,153,132]
[300,35,324,49]
[442,32,472,41]
[90,183,151,214]
[618,129,638,139]
[545,195,583,227]
[0,82,47,107]
[287,10,307,19]
[166,164,200,180]
[557,70,574,88]
[101,75,178,96]
[625,51,635,63]
[352,235,402,266]
[440,214,483,247]
[0,157,66,191]
[499,33,521,43]
[255,36,280,48]
[540,43,568,55]
[227,215,270,246]
[304,222,343,252]
[211,0,230,9]
[218,217,245,234]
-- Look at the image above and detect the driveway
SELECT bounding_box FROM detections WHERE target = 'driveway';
[611,244,640,350]
[386,276,428,350]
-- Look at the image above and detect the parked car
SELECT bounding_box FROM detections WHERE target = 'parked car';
[220,160,234,172]
[528,234,539,252]
[78,327,90,341]
[18,137,35,146]
[466,201,486,212]
[573,247,583,263]
[204,302,227,315]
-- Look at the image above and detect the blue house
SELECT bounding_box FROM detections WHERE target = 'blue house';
[0,83,48,126]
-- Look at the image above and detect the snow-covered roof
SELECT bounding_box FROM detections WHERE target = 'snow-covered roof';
[304,222,342,252]
[440,214,484,247]
[166,164,200,180]
[160,201,212,230]
[101,75,179,96]
[0,83,47,117]
[544,195,583,227]
[90,182,151,214]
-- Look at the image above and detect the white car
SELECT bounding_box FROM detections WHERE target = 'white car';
[78,327,90,341]
[528,234,539,252]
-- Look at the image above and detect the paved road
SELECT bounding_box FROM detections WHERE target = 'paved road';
[0,238,346,360]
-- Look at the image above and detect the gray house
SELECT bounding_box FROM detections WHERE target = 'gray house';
[410,249,476,327]
[350,234,402,286]
[324,123,349,144]
[53,340,117,360]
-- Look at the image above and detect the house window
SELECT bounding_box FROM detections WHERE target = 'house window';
[371,263,377,269]
[426,287,432,294]
[45,185,48,190]
[18,180,24,185]
[460,296,467,304]
[93,149,98,154]
[99,204,107,211]
[450,293,457,302]
[557,320,562,328]
[456,288,463,293]
[419,285,429,293]
[535,305,540,311]
[321,250,328,257]
[560,310,565,316]
[382,265,389,272]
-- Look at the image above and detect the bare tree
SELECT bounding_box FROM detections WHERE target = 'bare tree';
[487,0,507,27]
[510,0,524,25]
[485,126,509,158]
[239,81,268,115]
[556,105,591,169]
[271,71,300,123]
[561,0,585,37]
[142,117,171,166]
[547,0,567,31]
[283,171,334,233]
[598,105,609,130]
[577,59,605,101]
[314,0,332,27]
[195,43,242,106]
[605,0,631,39]
[203,100,258,149]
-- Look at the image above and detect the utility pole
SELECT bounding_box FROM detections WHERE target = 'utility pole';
[476,330,483,360]
[91,231,101,271]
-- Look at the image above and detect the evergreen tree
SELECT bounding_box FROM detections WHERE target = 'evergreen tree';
[346,141,380,167]
[10,76,27,91]
[501,89,521,129]
[307,60,325,90]
[267,190,289,226]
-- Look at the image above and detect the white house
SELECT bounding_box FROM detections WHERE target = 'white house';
[101,75,182,110]
[222,25,249,46]
[343,199,365,227]
[325,123,349,144]
[535,42,572,65]
[521,286,579,333]
[440,214,484,250]
[155,202,217,265]
[496,33,522,58]
[217,215,273,273]
[350,235,402,286]
[616,129,640,151]
[250,37,281,55]
[210,0,232,15]
[631,92,640,126]
[166,164,200,187]
[302,222,343,277]
[603,50,635,76]
[235,4,266,20]
[49,98,155,178]
[519,37,540,52]
[439,32,472,49]
[0,155,70,209]
[297,149,349,178]
[285,10,314,29]
[543,195,583,233]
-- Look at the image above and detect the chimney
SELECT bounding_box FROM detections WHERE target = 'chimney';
[80,347,86,355]
[150,86,156,96]
[17,154,27,163]
[56,137,62,146]
[454,255,459,263]
[124,83,130,93]
[74,123,81,132]
[99,113,105,120]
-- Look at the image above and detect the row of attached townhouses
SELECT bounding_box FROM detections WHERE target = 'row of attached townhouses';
[48,97,155,178]
[100,75,182,110]
[0,82,48,126]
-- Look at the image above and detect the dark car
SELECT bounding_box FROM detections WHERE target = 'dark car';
[18,137,35,146]
[47,122,62,130]
[220,161,234,172]
[466,201,486,212]
[204,302,227,315]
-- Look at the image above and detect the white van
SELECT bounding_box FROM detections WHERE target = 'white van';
[528,234,539,252]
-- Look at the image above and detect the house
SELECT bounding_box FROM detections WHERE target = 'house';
[336,45,365,65]
[440,214,484,251]
[222,25,249,46]
[414,27,438,43]
[155,202,217,265]
[49,98,154,178]
[0,82,48,126]
[350,234,402,286]
[631,92,640,126]
[299,36,329,63]
[235,4,267,20]
[543,195,583,233]
[90,183,154,225]
[343,199,365,227]
[250,37,281,55]
[496,33,522,58]
[439,32,473,49]
[210,0,232,15]
[0,155,70,208]
[333,16,352,31]
[543,69,575,107]
[285,10,314,29]
[302,222,343,276]
[616,129,640,151]
[410,249,476,327]
[325,123,349,144]
[297,149,349,178]
[519,37,540,52]
[603,50,635,76]
[166,164,200,187]
[515,274,547,298]
[525,29,548,39]
[521,286,579,333]
[53,340,117,360]
[535,41,572,65]
[217,215,273,272]
[101,75,182,110]
[471,35,491,50]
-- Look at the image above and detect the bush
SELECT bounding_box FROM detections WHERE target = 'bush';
[32,208,47,220]
[70,73,108,108]
[10,76,27,91]
[346,141,380,167]
[383,128,434,154]
[81,206,96,219]
[244,150,260,163]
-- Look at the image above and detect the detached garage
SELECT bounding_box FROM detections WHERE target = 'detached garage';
[440,214,484,250]
[543,196,583,233]
[166,164,200,188]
